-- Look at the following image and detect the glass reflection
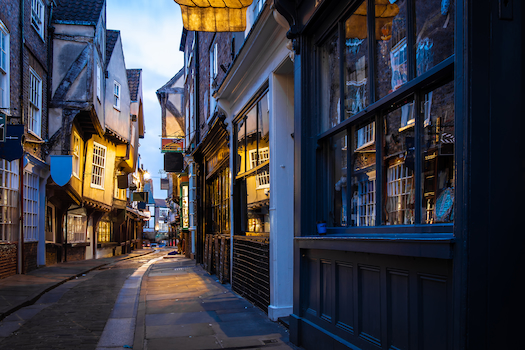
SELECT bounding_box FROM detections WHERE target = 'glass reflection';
[320,31,341,133]
[421,81,454,223]
[415,0,455,76]
[375,0,408,100]
[330,131,348,227]
[350,119,376,226]
[383,101,415,225]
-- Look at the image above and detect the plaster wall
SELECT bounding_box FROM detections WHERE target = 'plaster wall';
[82,136,117,206]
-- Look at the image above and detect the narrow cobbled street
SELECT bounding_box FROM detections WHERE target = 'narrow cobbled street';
[0,250,296,349]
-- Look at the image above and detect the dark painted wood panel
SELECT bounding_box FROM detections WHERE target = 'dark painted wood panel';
[305,257,319,317]
[358,265,381,347]
[418,274,449,350]
[388,269,410,350]
[320,259,332,322]
[336,262,354,334]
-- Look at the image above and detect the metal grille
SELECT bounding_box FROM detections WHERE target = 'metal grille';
[232,236,270,312]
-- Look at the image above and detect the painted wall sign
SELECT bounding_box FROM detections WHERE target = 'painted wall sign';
[0,124,24,161]
[50,155,73,186]
[161,138,184,153]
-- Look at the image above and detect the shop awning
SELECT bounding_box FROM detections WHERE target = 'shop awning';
[174,0,253,32]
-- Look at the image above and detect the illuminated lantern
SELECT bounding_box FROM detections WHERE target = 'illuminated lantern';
[174,0,254,32]
[345,0,399,40]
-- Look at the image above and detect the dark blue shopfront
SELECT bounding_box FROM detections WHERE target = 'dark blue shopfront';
[273,0,525,349]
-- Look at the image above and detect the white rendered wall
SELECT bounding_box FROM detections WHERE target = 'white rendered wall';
[268,63,294,321]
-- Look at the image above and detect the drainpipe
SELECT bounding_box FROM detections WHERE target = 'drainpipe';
[17,0,25,275]
[46,1,56,142]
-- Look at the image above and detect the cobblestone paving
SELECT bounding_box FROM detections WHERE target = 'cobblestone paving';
[0,260,145,350]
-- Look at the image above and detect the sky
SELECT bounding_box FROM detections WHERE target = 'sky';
[107,0,185,200]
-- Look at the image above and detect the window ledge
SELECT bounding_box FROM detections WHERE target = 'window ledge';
[295,233,455,259]
[26,130,44,143]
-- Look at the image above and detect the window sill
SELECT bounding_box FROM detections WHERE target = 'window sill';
[26,130,44,143]
[295,232,455,259]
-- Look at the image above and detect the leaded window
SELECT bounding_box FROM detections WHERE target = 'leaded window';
[317,0,455,231]
[23,171,39,242]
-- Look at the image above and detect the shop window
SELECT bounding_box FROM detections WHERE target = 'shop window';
[97,220,112,243]
[23,171,39,242]
[29,68,42,137]
[234,90,270,235]
[182,184,189,229]
[31,0,45,38]
[91,142,106,189]
[206,167,230,234]
[0,160,19,242]
[0,22,9,110]
[316,0,454,233]
[66,214,87,243]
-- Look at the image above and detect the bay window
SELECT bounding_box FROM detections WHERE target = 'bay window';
[317,0,455,232]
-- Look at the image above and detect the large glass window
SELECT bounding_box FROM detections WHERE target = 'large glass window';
[24,171,39,242]
[91,142,106,189]
[0,22,9,110]
[66,214,87,243]
[317,0,454,232]
[206,167,230,234]
[97,220,111,243]
[235,91,270,235]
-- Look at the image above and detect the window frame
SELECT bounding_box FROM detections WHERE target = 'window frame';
[31,0,45,39]
[90,142,106,189]
[28,68,42,137]
[0,21,9,110]
[72,132,81,178]
[313,0,455,236]
[113,81,121,110]
[23,171,39,242]
[0,159,19,242]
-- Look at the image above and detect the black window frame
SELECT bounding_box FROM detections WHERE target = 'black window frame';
[314,0,456,236]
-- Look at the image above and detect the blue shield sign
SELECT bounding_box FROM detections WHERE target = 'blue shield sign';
[50,155,73,186]
[0,124,24,161]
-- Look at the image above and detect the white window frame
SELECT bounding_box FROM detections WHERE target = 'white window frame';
[0,21,9,110]
[31,0,45,39]
[357,175,376,227]
[96,61,102,101]
[254,0,265,17]
[66,214,87,243]
[355,121,375,151]
[113,81,121,110]
[249,147,270,189]
[28,68,42,137]
[72,132,81,178]
[0,159,19,242]
[91,142,106,189]
[386,162,414,225]
[23,171,39,242]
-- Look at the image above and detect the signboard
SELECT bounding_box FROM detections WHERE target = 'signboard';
[50,155,73,186]
[0,112,5,142]
[164,152,184,173]
[160,177,169,190]
[133,191,149,203]
[0,124,24,161]
[161,138,184,153]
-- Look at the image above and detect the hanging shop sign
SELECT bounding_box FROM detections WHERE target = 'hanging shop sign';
[160,177,169,190]
[173,0,253,32]
[50,155,73,186]
[161,138,184,153]
[133,191,149,203]
[164,152,184,173]
[0,124,24,161]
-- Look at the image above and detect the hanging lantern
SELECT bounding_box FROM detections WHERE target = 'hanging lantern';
[174,0,254,32]
[345,0,399,40]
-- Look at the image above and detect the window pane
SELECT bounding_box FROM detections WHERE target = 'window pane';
[320,31,341,133]
[375,0,408,100]
[329,130,348,227]
[344,1,369,118]
[246,169,270,234]
[383,101,415,225]
[350,119,376,227]
[415,0,454,76]
[236,121,245,174]
[421,81,454,223]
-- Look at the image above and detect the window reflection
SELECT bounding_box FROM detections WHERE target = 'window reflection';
[320,31,341,133]
[415,0,455,76]
[383,102,415,225]
[421,81,454,223]
[351,119,376,227]
[330,131,348,227]
[344,1,369,119]
[375,0,408,100]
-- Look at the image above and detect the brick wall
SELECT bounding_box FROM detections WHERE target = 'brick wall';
[46,244,59,265]
[23,241,38,273]
[66,246,85,262]
[0,243,17,279]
